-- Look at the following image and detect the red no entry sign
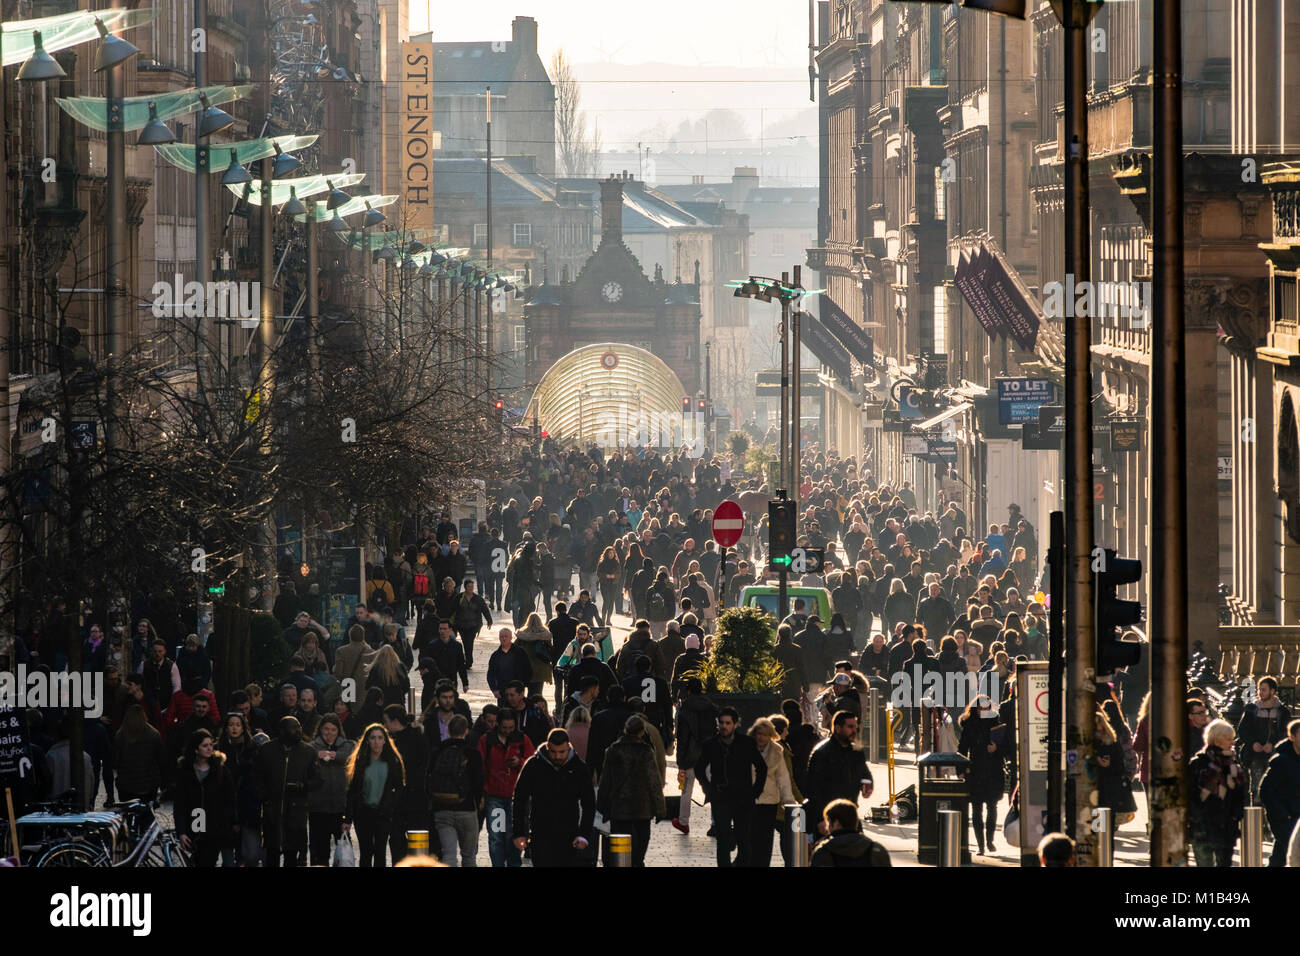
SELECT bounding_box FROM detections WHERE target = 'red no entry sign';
[713,500,744,547]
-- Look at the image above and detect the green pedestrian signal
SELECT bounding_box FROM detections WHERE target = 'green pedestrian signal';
[207,585,225,596]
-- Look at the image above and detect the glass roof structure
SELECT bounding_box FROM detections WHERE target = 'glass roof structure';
[528,343,688,448]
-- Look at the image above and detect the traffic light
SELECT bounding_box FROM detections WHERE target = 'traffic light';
[683,396,691,412]
[768,499,796,569]
[697,397,706,412]
[494,399,504,411]
[1094,548,1143,675]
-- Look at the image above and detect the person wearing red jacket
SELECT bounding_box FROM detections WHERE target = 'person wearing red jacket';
[477,707,535,867]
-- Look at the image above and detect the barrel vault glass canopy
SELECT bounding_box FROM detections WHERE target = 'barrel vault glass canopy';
[529,343,688,447]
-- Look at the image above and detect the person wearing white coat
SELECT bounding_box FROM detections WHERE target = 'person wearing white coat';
[750,717,796,867]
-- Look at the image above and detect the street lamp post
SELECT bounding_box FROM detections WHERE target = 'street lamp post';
[1149,0,1188,868]
[790,266,803,507]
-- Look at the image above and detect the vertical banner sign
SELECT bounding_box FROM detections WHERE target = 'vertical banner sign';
[401,42,434,230]
[1016,662,1051,865]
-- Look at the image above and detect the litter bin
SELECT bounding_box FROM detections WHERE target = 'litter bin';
[917,751,970,865]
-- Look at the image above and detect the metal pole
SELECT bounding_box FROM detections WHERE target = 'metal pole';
[868,686,882,764]
[105,66,127,452]
[1095,806,1113,866]
[0,61,9,628]
[1047,510,1065,834]
[1060,0,1100,864]
[785,803,810,866]
[194,0,210,374]
[306,202,319,399]
[778,487,789,621]
[1239,806,1263,867]
[789,269,801,506]
[606,832,632,867]
[1149,0,1188,869]
[938,809,962,867]
[485,86,492,270]
[779,290,789,493]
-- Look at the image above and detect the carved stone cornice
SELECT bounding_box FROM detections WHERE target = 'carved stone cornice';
[1189,277,1269,353]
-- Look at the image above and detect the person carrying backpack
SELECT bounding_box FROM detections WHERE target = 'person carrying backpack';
[810,799,892,866]
[611,620,663,683]
[644,570,676,640]
[428,714,484,867]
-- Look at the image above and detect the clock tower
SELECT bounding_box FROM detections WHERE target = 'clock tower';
[524,173,702,395]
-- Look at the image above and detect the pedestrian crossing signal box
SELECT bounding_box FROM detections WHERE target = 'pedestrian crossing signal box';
[768,500,795,567]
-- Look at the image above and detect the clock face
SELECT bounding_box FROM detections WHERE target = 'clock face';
[601,281,623,303]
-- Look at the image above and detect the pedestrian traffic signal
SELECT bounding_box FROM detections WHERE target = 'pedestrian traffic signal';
[768,499,796,568]
[697,397,706,412]
[1094,548,1143,675]
[683,396,691,412]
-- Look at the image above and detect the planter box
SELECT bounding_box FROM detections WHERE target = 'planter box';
[708,692,783,729]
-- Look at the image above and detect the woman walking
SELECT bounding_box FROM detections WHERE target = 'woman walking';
[174,729,238,866]
[1187,718,1246,867]
[309,714,355,866]
[344,723,406,867]
[957,695,1004,855]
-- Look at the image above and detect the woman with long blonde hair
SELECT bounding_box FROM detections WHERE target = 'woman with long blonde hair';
[343,723,406,867]
[364,644,410,707]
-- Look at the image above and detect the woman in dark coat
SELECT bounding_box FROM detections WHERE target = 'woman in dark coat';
[1187,718,1246,867]
[344,723,406,867]
[364,645,410,708]
[823,613,854,668]
[174,729,238,866]
[217,712,260,864]
[958,695,1005,855]
[1093,706,1130,855]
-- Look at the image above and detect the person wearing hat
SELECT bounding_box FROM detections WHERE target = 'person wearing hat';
[596,715,666,866]
[670,633,706,701]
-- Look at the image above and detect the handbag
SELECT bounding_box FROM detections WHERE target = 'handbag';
[1003,807,1021,848]
[332,834,357,867]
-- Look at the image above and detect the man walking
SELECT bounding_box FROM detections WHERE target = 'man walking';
[477,707,535,867]
[597,715,666,866]
[428,714,484,867]
[694,706,767,867]
[513,728,596,867]
[806,711,874,837]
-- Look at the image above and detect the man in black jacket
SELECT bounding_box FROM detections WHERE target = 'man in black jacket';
[548,603,579,661]
[512,728,596,867]
[587,686,632,783]
[384,705,432,864]
[427,620,469,694]
[805,711,873,835]
[621,656,673,752]
[486,629,532,700]
[1259,720,1300,868]
[565,643,617,703]
[451,578,493,669]
[811,798,891,867]
[253,717,318,867]
[694,706,767,867]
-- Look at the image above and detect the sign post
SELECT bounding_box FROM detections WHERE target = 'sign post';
[1016,662,1051,866]
[711,500,744,549]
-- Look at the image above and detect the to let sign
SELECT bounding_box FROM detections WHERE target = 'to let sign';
[401,43,435,231]
[997,378,1055,425]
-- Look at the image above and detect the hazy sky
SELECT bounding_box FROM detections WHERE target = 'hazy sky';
[411,1,817,149]
[410,0,815,69]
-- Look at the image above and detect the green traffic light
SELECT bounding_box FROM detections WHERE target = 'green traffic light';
[207,585,225,596]
[770,554,792,568]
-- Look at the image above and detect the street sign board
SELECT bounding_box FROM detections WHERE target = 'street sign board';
[1020,422,1061,451]
[1038,404,1065,433]
[926,439,958,463]
[997,378,1055,425]
[1016,662,1051,866]
[903,434,929,455]
[1110,420,1141,452]
[0,707,31,790]
[712,500,744,548]
[899,386,924,420]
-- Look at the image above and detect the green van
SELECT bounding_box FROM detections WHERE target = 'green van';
[738,584,833,635]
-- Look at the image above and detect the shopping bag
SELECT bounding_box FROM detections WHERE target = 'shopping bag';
[333,835,357,867]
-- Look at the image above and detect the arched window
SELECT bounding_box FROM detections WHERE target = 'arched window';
[1278,391,1300,543]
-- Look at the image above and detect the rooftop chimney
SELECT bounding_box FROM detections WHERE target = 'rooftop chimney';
[599,175,625,245]
[512,17,538,54]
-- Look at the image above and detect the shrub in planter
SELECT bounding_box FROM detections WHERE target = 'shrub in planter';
[692,605,786,694]
[250,610,291,694]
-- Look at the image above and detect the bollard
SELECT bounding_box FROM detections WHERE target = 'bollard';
[1095,808,1113,867]
[406,830,429,855]
[1240,806,1264,867]
[868,687,881,763]
[606,833,632,867]
[786,804,810,867]
[938,809,963,867]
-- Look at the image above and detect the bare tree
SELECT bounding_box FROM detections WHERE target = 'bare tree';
[551,48,601,177]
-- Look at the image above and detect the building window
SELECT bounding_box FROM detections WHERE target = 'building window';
[513,222,532,247]
[473,223,487,247]
[933,166,946,221]
[932,285,947,354]
[513,324,527,351]
[770,232,785,255]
